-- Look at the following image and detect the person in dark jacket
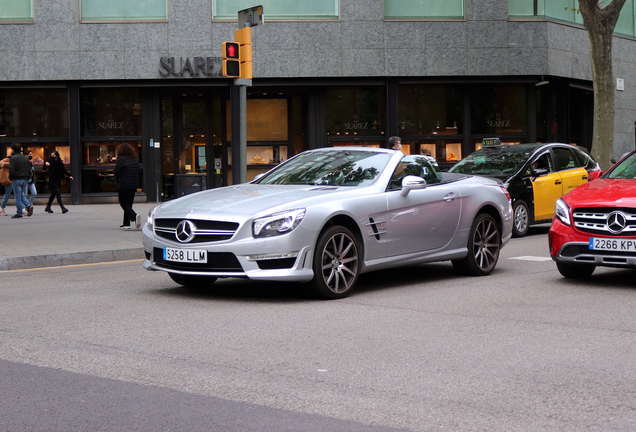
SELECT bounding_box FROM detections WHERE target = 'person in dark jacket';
[43,150,73,214]
[113,143,141,229]
[8,143,31,218]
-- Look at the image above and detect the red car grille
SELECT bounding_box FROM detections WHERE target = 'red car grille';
[572,207,636,236]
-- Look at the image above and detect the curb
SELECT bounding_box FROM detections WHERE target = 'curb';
[0,248,145,271]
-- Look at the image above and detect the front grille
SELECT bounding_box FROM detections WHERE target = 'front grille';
[153,248,243,272]
[572,207,636,236]
[154,218,239,244]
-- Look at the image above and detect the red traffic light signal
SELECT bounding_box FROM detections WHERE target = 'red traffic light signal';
[222,42,240,60]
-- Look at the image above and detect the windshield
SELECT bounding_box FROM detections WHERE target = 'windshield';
[607,152,636,179]
[255,150,393,187]
[450,147,536,175]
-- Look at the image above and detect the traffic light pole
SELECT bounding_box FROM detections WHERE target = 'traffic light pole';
[227,5,262,184]
[230,78,252,185]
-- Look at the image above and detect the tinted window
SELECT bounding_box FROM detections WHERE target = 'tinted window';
[552,147,581,171]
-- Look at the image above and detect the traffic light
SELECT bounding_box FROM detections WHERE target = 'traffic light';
[222,41,240,78]
[234,27,252,80]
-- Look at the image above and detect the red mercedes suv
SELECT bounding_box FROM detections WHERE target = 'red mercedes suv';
[549,150,636,278]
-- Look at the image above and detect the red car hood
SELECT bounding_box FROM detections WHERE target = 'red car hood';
[565,179,636,206]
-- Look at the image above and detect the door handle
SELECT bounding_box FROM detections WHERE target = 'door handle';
[582,175,588,180]
[444,193,456,202]
[555,180,562,185]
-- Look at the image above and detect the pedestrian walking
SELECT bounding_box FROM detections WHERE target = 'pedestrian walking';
[8,143,31,218]
[113,143,141,230]
[43,151,73,214]
[23,148,37,216]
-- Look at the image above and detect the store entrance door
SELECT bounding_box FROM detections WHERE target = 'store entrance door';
[161,96,218,200]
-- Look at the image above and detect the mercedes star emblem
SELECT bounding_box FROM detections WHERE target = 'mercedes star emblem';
[175,220,196,243]
[606,211,627,234]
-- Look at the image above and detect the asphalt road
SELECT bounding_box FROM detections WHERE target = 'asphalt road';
[1,225,635,431]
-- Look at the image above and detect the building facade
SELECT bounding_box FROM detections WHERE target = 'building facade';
[1,0,635,204]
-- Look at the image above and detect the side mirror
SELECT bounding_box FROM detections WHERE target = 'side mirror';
[400,175,427,197]
[531,167,549,177]
[253,173,266,182]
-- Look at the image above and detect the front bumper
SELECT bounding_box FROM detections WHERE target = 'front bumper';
[142,223,316,282]
[549,220,636,268]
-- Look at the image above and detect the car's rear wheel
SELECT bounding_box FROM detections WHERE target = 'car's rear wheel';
[556,262,595,279]
[452,213,501,276]
[512,199,530,238]
[168,273,218,288]
[310,225,360,299]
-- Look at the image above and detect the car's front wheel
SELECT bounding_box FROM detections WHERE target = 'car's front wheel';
[556,262,595,279]
[512,199,530,238]
[310,225,360,299]
[452,213,501,276]
[168,273,218,288]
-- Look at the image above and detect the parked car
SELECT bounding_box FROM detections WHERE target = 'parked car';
[549,149,636,278]
[142,147,513,299]
[449,139,602,237]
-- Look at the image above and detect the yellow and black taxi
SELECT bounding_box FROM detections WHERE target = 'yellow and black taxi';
[449,138,602,237]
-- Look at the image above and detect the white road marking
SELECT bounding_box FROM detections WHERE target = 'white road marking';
[508,256,553,262]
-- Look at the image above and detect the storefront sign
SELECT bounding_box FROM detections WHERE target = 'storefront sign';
[159,57,223,77]
[344,115,369,130]
[98,115,124,131]
[487,113,510,128]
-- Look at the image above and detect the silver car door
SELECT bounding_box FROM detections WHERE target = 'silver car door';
[385,158,462,256]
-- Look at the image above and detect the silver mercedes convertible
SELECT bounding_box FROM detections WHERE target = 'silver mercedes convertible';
[142,147,513,299]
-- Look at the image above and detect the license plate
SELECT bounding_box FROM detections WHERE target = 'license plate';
[163,247,207,263]
[589,238,636,252]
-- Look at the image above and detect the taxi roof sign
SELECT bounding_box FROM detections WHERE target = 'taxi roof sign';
[482,137,501,146]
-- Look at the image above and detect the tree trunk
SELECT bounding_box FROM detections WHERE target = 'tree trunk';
[577,0,626,171]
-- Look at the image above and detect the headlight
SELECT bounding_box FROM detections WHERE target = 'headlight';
[147,205,161,230]
[253,209,306,238]
[555,198,571,226]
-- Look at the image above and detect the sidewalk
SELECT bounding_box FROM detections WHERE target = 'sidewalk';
[0,203,159,271]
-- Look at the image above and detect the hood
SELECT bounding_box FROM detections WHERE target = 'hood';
[565,179,636,207]
[157,184,360,217]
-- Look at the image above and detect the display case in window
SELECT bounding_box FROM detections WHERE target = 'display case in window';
[417,141,461,163]
[227,145,288,166]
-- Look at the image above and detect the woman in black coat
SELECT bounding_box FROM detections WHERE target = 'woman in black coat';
[113,143,141,229]
[43,151,73,214]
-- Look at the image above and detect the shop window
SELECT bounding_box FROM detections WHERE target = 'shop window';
[0,0,32,22]
[397,84,463,137]
[81,0,166,22]
[81,88,142,137]
[0,89,69,138]
[18,144,71,195]
[225,98,290,185]
[326,86,386,138]
[415,141,461,164]
[214,0,338,20]
[470,84,527,136]
[385,0,463,19]
[81,141,142,193]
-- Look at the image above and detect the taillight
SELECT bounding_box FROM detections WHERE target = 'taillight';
[500,185,512,204]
